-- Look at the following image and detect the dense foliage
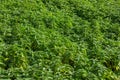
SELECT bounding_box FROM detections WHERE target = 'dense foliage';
[0,0,120,80]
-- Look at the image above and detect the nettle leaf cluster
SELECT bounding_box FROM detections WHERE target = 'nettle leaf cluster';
[0,0,120,80]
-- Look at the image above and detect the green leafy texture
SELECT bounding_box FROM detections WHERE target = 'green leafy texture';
[0,0,120,80]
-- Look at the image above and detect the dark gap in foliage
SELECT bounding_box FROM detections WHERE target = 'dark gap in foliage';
[62,54,75,67]
[3,36,15,44]
[104,15,120,24]
[10,75,16,80]
[103,59,117,72]
[30,39,41,51]
[74,9,97,21]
